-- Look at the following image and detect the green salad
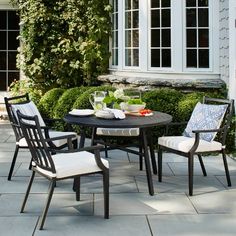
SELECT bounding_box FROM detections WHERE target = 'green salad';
[127,98,145,105]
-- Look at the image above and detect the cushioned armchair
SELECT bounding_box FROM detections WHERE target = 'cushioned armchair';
[158,97,234,196]
[5,94,78,180]
[17,111,109,230]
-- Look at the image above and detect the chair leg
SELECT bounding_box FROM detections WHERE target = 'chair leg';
[74,177,81,201]
[72,138,78,149]
[197,154,207,176]
[188,155,194,196]
[39,180,56,230]
[103,171,109,219]
[105,144,109,159]
[139,143,143,171]
[148,134,157,175]
[8,145,19,180]
[222,150,231,187]
[158,148,163,182]
[20,171,35,213]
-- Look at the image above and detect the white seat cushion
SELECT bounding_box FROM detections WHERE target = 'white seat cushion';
[96,128,139,136]
[158,136,222,153]
[34,151,109,179]
[17,130,77,147]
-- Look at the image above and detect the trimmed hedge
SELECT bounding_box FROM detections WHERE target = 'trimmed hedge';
[38,88,65,118]
[53,86,88,119]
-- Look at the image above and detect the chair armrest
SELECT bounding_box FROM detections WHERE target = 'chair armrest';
[192,127,224,134]
[50,145,104,153]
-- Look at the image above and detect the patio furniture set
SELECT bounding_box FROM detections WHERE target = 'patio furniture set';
[4,93,234,230]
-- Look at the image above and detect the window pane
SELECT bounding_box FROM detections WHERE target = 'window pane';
[199,49,209,68]
[0,72,7,91]
[125,12,131,28]
[198,0,208,7]
[133,30,139,47]
[151,49,160,67]
[161,9,171,27]
[8,11,19,30]
[133,0,139,9]
[151,29,160,47]
[8,31,19,50]
[8,72,19,87]
[133,10,139,28]
[198,29,209,47]
[161,0,170,7]
[125,0,131,10]
[198,9,208,27]
[186,9,196,27]
[0,11,7,29]
[113,0,118,12]
[151,10,160,27]
[162,49,171,67]
[162,29,170,47]
[187,49,197,67]
[125,30,131,47]
[0,52,6,70]
[187,29,197,47]
[0,31,6,50]
[186,0,196,7]
[8,52,17,70]
[151,0,160,8]
[133,49,139,66]
[125,49,131,66]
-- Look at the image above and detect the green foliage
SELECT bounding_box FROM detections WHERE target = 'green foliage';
[12,0,112,92]
[143,88,184,122]
[9,79,42,105]
[53,86,87,118]
[38,88,65,118]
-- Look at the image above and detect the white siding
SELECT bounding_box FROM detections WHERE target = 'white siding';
[219,0,230,85]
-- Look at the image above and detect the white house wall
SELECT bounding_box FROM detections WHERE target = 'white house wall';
[219,0,230,85]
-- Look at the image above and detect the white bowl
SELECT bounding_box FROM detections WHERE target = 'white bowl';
[126,103,146,113]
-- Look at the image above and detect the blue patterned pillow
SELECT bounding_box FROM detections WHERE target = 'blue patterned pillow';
[183,102,228,142]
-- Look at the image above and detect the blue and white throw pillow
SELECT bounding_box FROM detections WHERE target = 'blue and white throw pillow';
[183,102,228,142]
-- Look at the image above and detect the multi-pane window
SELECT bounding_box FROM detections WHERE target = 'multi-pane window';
[150,0,171,68]
[0,10,20,91]
[125,0,139,67]
[186,0,209,68]
[112,0,118,66]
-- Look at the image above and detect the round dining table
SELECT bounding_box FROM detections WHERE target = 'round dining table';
[64,111,172,195]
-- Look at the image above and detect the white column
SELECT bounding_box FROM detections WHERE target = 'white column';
[228,0,236,104]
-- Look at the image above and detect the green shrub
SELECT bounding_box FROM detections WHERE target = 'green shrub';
[53,86,88,119]
[38,88,65,118]
[72,85,115,110]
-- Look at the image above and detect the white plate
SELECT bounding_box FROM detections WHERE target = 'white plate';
[69,109,94,116]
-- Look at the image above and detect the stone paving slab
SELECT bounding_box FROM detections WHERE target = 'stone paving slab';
[148,214,236,236]
[34,215,151,236]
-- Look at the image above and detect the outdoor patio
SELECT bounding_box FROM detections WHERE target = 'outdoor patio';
[0,121,236,236]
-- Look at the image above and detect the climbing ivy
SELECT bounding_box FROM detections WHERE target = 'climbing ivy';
[11,0,112,92]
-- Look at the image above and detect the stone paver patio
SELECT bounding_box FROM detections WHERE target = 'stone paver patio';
[0,122,236,235]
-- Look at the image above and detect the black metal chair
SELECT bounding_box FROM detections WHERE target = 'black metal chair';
[17,110,109,230]
[5,94,78,180]
[158,97,234,196]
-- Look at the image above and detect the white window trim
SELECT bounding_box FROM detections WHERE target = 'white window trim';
[110,0,219,75]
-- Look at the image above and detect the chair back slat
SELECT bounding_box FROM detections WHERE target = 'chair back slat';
[204,97,234,145]
[17,111,56,174]
[4,94,30,142]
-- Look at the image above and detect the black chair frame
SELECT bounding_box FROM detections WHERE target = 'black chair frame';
[17,111,109,230]
[4,94,77,180]
[158,97,234,196]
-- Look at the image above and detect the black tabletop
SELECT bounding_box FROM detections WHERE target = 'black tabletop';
[64,111,172,129]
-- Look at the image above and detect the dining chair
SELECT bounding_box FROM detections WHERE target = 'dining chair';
[5,94,78,180]
[158,97,234,196]
[17,110,109,230]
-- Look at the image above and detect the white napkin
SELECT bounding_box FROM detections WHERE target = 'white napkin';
[104,108,126,119]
